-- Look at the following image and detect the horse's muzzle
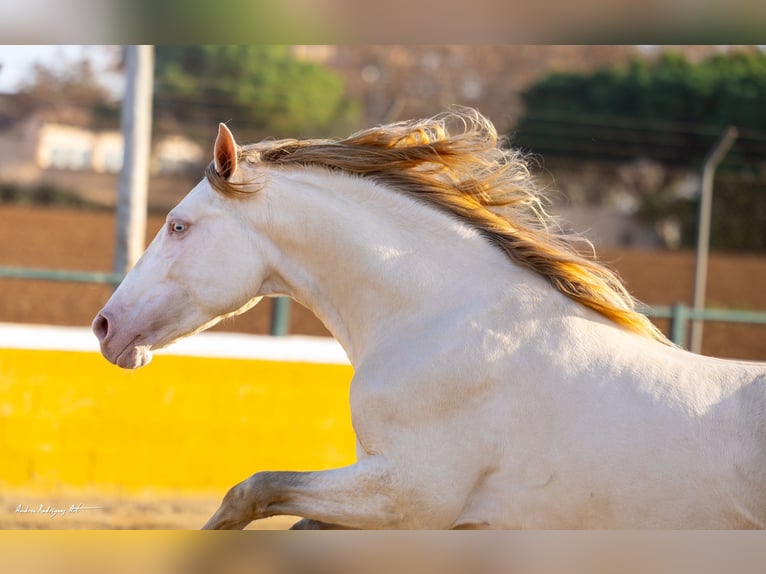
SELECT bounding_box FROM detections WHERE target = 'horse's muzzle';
[92,311,153,369]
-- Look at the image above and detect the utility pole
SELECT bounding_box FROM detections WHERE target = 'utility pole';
[690,126,738,354]
[113,45,154,275]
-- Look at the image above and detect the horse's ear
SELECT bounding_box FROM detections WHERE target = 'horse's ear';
[214,123,238,180]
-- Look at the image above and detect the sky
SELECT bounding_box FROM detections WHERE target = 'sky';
[0,45,123,96]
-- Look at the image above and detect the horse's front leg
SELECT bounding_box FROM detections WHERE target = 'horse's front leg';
[202,457,402,530]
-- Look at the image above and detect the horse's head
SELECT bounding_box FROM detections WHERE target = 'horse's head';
[93,124,268,369]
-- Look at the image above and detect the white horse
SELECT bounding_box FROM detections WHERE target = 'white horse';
[93,109,766,529]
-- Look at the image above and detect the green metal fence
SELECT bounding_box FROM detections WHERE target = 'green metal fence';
[0,265,291,336]
[640,303,766,349]
[2,265,766,346]
[0,265,123,286]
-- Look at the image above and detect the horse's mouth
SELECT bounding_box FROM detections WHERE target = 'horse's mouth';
[113,336,153,369]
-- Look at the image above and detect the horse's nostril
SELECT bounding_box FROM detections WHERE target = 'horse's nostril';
[92,314,109,343]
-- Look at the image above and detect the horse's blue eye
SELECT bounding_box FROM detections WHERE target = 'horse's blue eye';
[170,221,187,234]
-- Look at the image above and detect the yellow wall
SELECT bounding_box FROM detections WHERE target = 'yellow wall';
[0,348,356,495]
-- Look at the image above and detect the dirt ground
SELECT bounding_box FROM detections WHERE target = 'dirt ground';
[1,203,765,359]
[0,490,299,530]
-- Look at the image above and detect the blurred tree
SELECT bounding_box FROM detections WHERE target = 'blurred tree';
[514,48,766,253]
[323,45,644,130]
[14,58,119,127]
[153,46,359,140]
[513,49,766,167]
[637,176,766,252]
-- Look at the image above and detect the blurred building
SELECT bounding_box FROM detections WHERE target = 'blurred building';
[36,123,123,173]
[30,120,203,176]
[0,98,205,209]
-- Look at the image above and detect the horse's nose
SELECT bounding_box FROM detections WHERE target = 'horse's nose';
[92,313,110,344]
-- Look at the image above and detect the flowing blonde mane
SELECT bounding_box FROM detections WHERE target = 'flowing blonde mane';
[206,109,670,344]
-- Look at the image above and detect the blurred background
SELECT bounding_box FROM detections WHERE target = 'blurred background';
[1,45,765,358]
[0,45,765,529]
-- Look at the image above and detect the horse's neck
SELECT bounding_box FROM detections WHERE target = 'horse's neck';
[257,170,553,365]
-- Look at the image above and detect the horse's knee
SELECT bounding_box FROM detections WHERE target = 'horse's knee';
[203,475,265,529]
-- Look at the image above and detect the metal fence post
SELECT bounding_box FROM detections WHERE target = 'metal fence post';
[690,126,738,354]
[114,45,154,276]
[270,297,291,336]
[670,302,689,348]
